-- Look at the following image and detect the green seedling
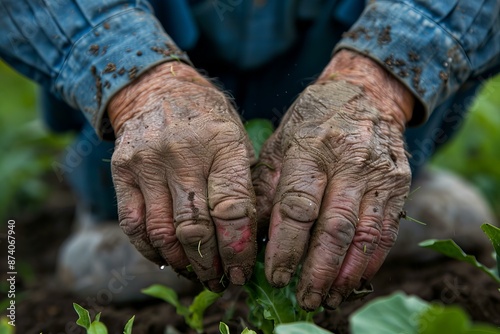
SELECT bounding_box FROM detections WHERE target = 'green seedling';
[219,321,257,334]
[142,256,321,334]
[142,284,222,333]
[243,260,321,334]
[73,303,134,334]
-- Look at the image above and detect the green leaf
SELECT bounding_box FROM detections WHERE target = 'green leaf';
[219,322,230,334]
[275,322,333,334]
[142,284,189,317]
[352,292,500,334]
[95,312,101,322]
[466,326,500,334]
[73,303,92,330]
[123,315,135,334]
[481,223,500,277]
[244,119,274,157]
[143,285,221,334]
[419,304,500,334]
[419,239,500,284]
[419,305,469,334]
[187,289,223,333]
[241,328,258,334]
[244,261,319,334]
[88,321,108,334]
[350,292,429,334]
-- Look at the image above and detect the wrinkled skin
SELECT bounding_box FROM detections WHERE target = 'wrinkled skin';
[107,49,415,307]
[253,50,415,310]
[108,62,257,292]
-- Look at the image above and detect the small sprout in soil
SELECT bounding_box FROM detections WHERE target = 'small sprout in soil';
[142,284,222,333]
[73,303,134,334]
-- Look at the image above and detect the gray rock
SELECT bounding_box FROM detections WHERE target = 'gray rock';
[388,167,497,263]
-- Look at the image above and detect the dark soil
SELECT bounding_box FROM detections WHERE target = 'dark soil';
[2,178,499,334]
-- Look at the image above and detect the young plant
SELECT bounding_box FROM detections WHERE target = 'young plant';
[73,303,134,334]
[419,223,500,286]
[141,284,222,334]
[243,260,321,334]
[219,322,257,334]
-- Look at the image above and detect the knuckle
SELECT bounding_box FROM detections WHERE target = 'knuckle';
[352,220,382,253]
[175,220,214,246]
[379,223,399,250]
[174,206,211,227]
[145,216,177,248]
[293,123,327,142]
[324,201,359,226]
[119,215,145,238]
[278,193,320,223]
[204,118,246,147]
[112,147,161,176]
[210,199,255,221]
[315,217,356,253]
[111,152,132,174]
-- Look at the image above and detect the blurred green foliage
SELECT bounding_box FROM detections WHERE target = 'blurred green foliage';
[432,75,500,218]
[0,61,72,220]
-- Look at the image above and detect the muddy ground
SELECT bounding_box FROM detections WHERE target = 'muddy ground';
[2,178,499,333]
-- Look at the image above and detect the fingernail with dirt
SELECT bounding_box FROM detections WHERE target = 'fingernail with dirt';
[302,291,322,311]
[325,292,343,309]
[229,266,246,285]
[271,268,291,287]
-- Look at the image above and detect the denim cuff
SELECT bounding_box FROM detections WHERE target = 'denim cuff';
[56,8,191,137]
[335,1,471,126]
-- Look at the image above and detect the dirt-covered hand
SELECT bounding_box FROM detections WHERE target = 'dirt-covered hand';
[108,62,257,292]
[253,50,415,310]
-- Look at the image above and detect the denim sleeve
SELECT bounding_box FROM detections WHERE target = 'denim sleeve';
[0,0,190,137]
[335,0,500,125]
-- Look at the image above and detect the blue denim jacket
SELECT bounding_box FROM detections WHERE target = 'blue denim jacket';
[1,0,499,135]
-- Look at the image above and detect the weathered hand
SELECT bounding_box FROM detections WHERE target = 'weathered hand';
[253,50,415,310]
[108,62,257,292]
